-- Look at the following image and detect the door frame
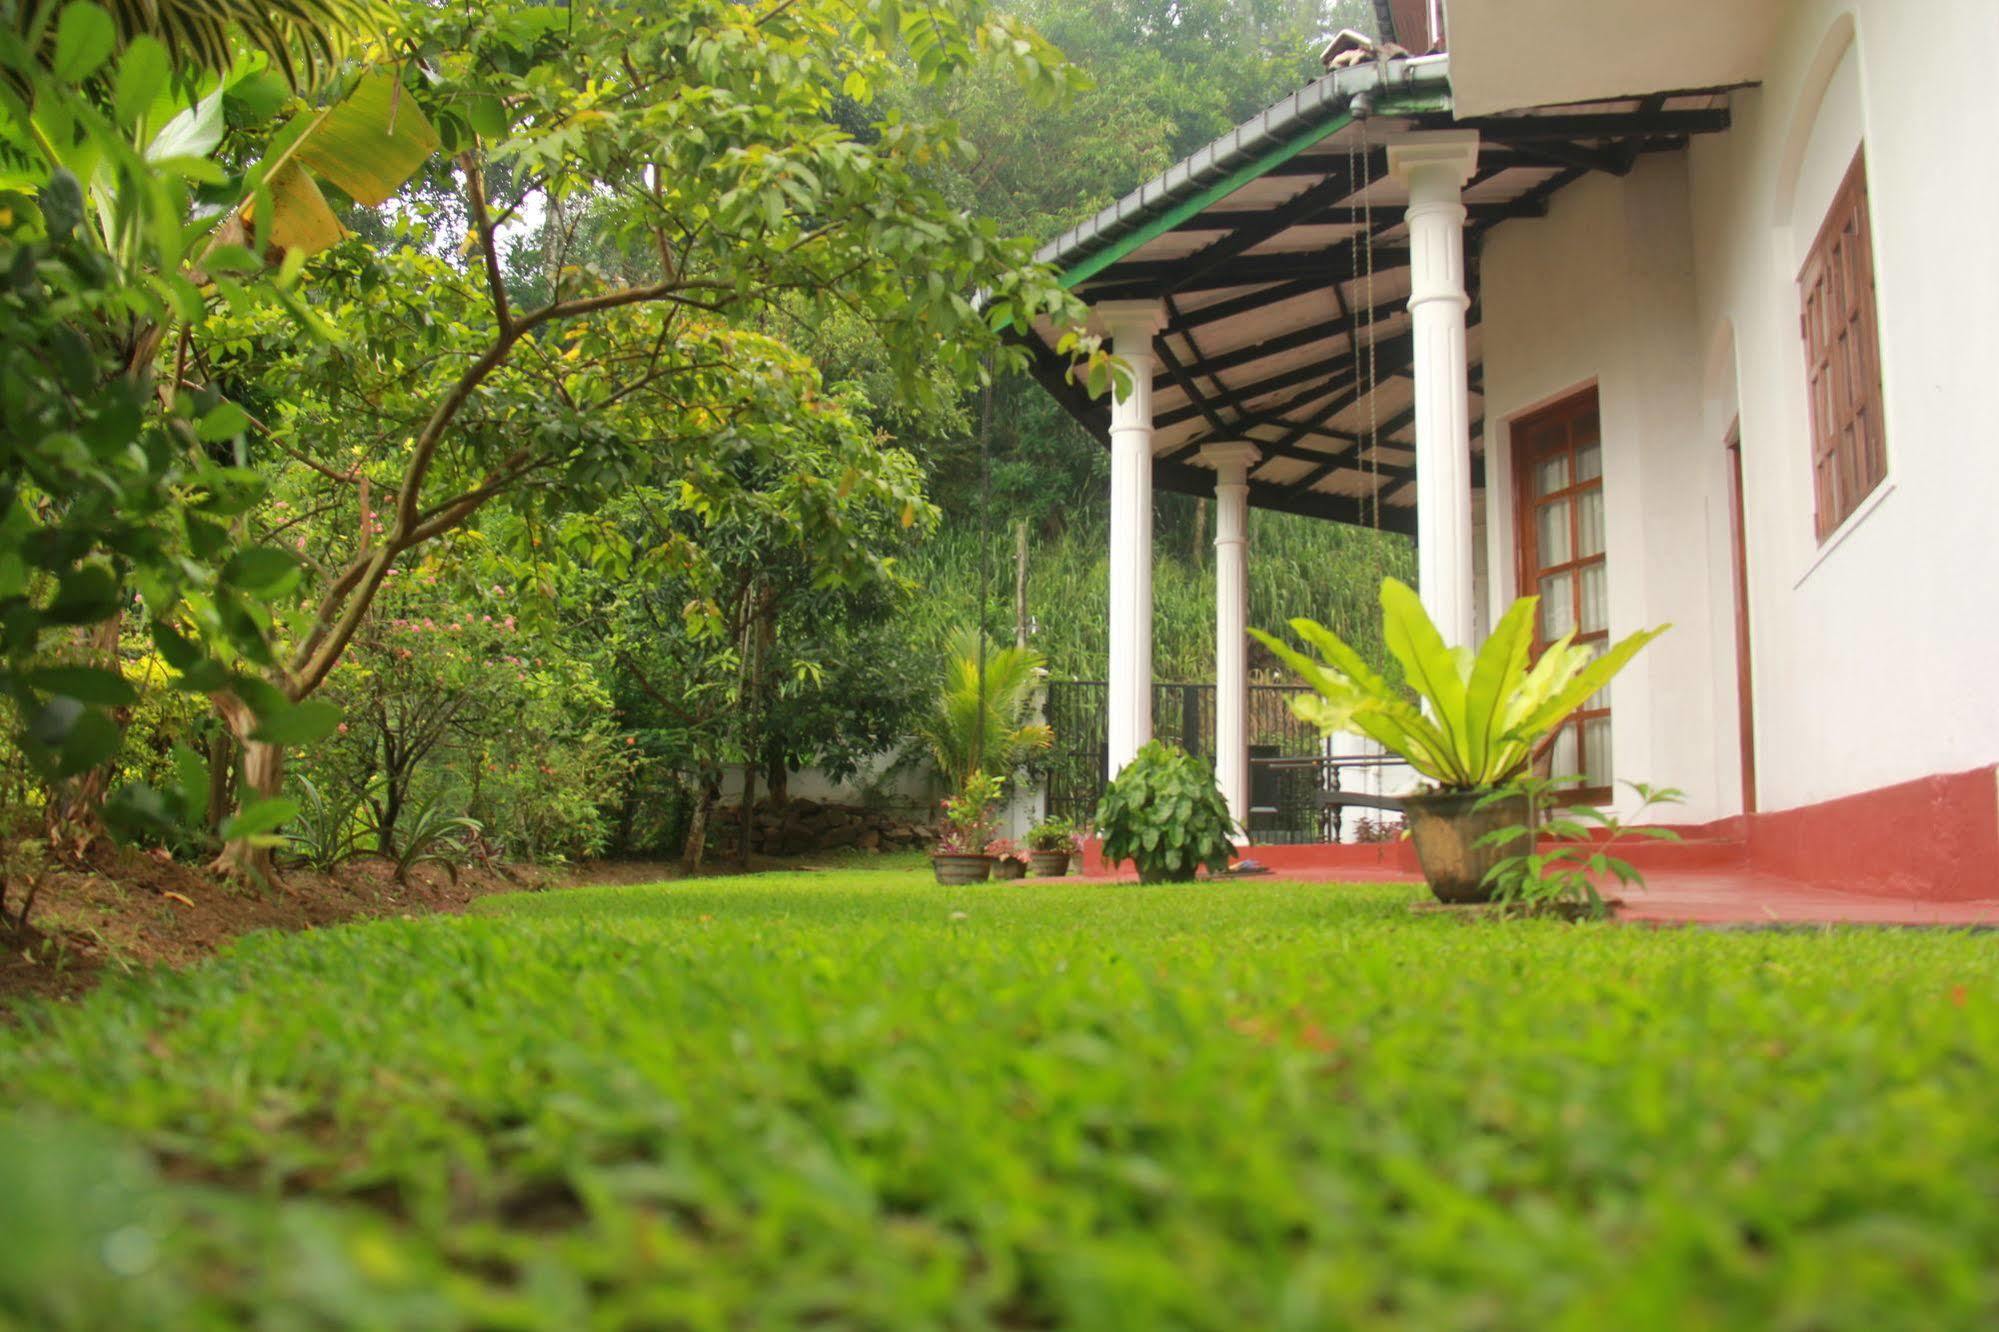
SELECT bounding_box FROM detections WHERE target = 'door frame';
[1725,420,1758,813]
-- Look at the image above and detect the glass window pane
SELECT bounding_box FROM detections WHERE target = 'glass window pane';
[1579,564,1608,634]
[1582,639,1611,709]
[1575,442,1602,483]
[1539,572,1575,640]
[1576,487,1605,557]
[1536,499,1573,565]
[1548,721,1580,787]
[1534,454,1569,496]
[1583,716,1613,790]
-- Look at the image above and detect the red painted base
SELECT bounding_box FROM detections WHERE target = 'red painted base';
[1733,764,1999,902]
[1075,764,1999,924]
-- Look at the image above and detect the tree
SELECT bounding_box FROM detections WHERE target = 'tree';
[916,627,1053,793]
[181,0,1101,876]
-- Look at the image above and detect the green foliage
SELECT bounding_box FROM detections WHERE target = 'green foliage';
[1094,739,1235,881]
[936,768,1003,854]
[1254,578,1668,790]
[385,796,478,885]
[1478,778,1687,918]
[7,871,1999,1327]
[1024,814,1080,852]
[906,511,1410,683]
[282,774,363,871]
[915,628,1051,791]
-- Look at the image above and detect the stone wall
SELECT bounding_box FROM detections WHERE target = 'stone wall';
[715,797,936,858]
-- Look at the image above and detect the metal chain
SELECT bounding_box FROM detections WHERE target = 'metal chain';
[1361,114,1380,533]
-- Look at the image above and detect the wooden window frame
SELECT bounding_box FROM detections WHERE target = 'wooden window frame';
[1511,386,1611,804]
[1798,148,1888,542]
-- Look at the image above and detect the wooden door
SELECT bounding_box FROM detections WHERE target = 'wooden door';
[1512,387,1611,800]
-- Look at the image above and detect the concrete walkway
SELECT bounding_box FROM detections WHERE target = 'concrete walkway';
[1074,841,1999,928]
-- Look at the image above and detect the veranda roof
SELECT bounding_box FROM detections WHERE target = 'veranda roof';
[1022,54,1734,535]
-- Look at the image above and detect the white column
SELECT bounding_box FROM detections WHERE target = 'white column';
[1099,301,1164,776]
[1389,131,1481,648]
[1200,443,1259,832]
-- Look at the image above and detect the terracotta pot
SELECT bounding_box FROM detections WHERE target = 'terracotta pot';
[930,853,993,886]
[990,857,1027,880]
[1401,789,1529,903]
[1027,850,1072,877]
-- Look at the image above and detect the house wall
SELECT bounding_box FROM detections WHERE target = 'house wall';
[1477,0,1999,822]
[1480,157,1732,820]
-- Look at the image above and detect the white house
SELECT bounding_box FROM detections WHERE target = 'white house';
[1025,0,1999,899]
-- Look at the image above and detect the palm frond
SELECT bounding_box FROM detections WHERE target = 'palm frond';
[917,627,1052,790]
[65,0,379,88]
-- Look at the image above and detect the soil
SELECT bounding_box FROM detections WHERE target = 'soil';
[0,849,803,1017]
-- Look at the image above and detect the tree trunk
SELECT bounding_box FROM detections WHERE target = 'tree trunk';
[682,773,717,872]
[211,692,283,883]
[1014,519,1031,648]
[205,729,235,834]
[43,615,125,863]
[764,747,789,807]
[1190,497,1208,569]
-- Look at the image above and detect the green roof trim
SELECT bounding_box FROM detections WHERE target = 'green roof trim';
[1057,109,1356,290]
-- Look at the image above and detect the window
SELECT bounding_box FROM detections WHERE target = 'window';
[1513,387,1611,799]
[1798,149,1886,540]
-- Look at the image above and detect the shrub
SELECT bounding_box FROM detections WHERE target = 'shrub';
[936,771,1003,855]
[1024,815,1081,854]
[1253,577,1666,791]
[1094,741,1235,883]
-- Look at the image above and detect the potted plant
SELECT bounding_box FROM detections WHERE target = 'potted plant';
[932,770,1003,885]
[988,838,1028,880]
[1251,577,1666,904]
[1024,816,1081,876]
[1094,741,1237,884]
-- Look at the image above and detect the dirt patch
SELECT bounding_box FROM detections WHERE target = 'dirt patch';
[0,851,808,1015]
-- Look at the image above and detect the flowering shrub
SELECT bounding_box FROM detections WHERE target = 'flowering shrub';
[298,571,628,864]
[987,838,1027,865]
[937,770,1004,856]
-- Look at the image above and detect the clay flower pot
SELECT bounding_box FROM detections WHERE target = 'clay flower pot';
[1401,789,1529,903]
[1027,850,1072,877]
[930,853,993,886]
[990,857,1027,881]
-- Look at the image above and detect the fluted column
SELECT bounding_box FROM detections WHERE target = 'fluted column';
[1098,300,1165,776]
[1389,131,1481,647]
[1201,443,1260,832]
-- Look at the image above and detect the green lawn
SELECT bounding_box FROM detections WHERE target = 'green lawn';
[3,871,1996,1330]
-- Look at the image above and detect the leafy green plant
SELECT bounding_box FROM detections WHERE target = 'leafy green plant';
[936,770,1003,856]
[916,629,1053,792]
[384,796,480,886]
[1477,778,1685,917]
[1024,815,1081,854]
[1093,740,1235,883]
[281,776,364,873]
[1252,577,1667,791]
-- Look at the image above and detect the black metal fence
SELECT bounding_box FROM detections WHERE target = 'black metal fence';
[1041,680,1329,842]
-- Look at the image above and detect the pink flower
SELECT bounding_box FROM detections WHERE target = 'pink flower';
[503,616,516,631]
[337,722,349,735]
